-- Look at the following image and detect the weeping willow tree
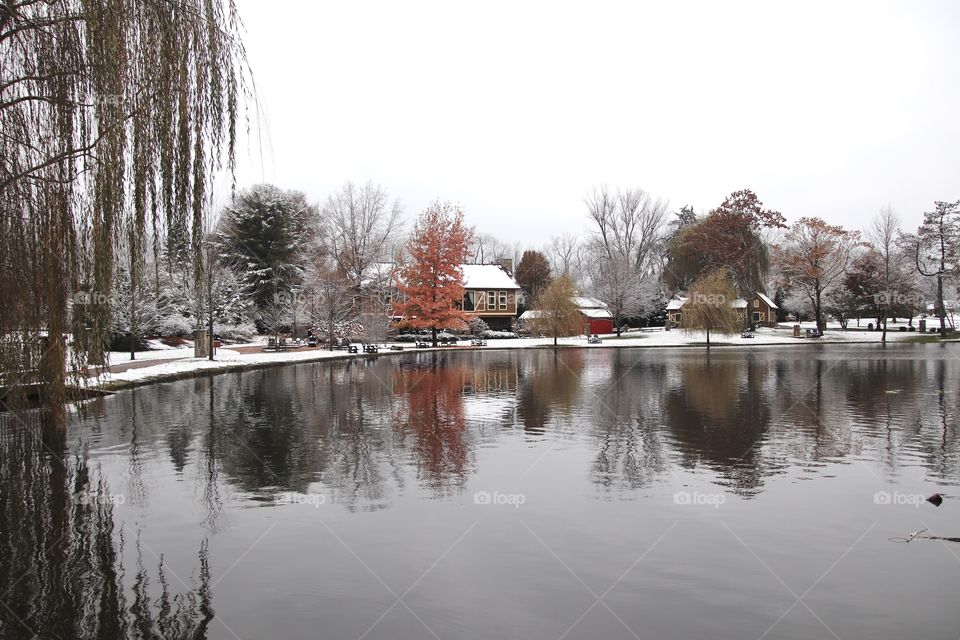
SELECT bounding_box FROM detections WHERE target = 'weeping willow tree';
[0,0,252,411]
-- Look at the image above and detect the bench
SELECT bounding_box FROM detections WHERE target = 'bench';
[348,344,359,353]
[470,339,487,347]
[415,341,430,349]
[363,344,379,354]
[587,336,602,344]
[805,328,822,339]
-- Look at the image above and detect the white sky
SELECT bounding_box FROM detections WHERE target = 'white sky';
[228,0,960,246]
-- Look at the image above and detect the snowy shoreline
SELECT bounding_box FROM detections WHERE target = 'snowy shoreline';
[88,326,950,393]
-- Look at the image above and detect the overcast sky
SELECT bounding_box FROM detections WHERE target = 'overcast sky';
[227,0,960,246]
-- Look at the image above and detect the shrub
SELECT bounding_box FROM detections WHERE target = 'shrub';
[469,317,490,336]
[481,330,518,339]
[215,322,258,342]
[158,313,195,337]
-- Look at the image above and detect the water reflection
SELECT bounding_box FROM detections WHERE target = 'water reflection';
[392,356,473,494]
[2,346,960,637]
[0,413,213,639]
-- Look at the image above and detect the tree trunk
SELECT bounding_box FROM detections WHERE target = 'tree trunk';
[129,329,136,361]
[554,335,558,346]
[937,274,946,336]
[706,327,710,348]
[431,327,437,348]
[881,308,887,344]
[208,313,215,361]
[208,261,215,361]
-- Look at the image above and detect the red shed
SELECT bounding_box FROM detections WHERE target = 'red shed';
[575,297,614,335]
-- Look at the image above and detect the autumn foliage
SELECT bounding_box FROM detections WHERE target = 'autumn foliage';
[394,202,475,344]
[665,189,785,295]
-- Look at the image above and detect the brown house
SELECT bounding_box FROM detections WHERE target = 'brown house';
[746,292,779,327]
[460,264,521,331]
[667,291,779,328]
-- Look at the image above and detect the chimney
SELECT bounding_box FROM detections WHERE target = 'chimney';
[497,258,513,274]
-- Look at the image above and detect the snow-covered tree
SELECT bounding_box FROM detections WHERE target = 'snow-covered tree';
[321,181,403,288]
[589,254,656,335]
[216,184,318,325]
[110,265,165,359]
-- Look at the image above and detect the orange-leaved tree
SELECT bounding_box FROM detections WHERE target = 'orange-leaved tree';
[394,202,475,346]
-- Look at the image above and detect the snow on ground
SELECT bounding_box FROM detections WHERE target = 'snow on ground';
[89,326,938,389]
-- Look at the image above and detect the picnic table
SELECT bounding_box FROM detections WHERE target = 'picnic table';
[348,344,359,353]
[363,344,379,354]
[415,341,430,349]
[470,339,487,347]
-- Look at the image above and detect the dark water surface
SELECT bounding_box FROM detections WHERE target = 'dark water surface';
[2,345,960,639]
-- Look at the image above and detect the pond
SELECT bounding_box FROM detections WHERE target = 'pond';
[1,345,959,639]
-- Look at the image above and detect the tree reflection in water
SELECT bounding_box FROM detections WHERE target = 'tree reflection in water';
[665,354,774,495]
[392,353,473,495]
[0,412,213,639]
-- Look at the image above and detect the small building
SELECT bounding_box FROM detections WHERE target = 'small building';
[517,296,615,335]
[573,296,614,334]
[460,264,521,331]
[748,292,779,327]
[666,291,779,328]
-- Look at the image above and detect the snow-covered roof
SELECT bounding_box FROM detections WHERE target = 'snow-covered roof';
[581,308,613,319]
[730,298,748,309]
[461,264,520,290]
[573,296,607,309]
[518,310,542,321]
[666,297,688,310]
[756,292,778,309]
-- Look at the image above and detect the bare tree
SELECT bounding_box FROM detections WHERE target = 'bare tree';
[585,185,667,331]
[321,181,403,287]
[547,234,583,280]
[586,185,668,271]
[472,233,520,267]
[589,255,655,336]
[868,206,900,343]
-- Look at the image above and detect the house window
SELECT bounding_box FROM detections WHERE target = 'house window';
[487,291,495,308]
[499,291,507,310]
[753,312,764,322]
[754,299,760,308]
[463,291,475,311]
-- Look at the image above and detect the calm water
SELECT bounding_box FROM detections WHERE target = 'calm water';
[2,345,960,639]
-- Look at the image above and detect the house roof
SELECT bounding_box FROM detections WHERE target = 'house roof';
[582,308,613,319]
[666,296,688,310]
[573,296,607,309]
[731,298,748,309]
[756,292,778,309]
[518,310,542,321]
[461,264,520,290]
